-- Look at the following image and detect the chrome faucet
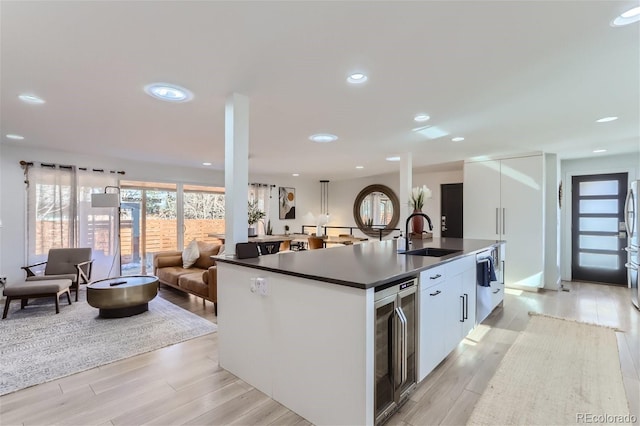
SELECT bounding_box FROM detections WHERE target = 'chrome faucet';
[405,212,433,246]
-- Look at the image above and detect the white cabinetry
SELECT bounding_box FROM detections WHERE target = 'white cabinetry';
[417,256,476,382]
[464,154,545,288]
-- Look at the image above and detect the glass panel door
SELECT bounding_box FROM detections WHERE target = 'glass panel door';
[183,184,225,245]
[571,173,627,285]
[120,183,177,275]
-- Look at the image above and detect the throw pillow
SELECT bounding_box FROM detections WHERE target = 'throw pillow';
[182,239,200,268]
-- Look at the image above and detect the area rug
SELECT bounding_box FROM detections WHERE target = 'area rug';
[467,314,630,425]
[0,291,217,396]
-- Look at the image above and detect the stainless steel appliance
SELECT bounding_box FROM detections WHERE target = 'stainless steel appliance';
[624,180,639,310]
[476,246,504,324]
[374,277,417,425]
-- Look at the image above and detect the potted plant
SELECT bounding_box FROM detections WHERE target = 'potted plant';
[248,200,265,237]
[410,185,432,236]
[266,219,273,235]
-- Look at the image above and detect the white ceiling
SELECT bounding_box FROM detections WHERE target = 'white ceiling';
[1,1,639,181]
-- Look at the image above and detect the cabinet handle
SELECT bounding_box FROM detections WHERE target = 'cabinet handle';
[463,293,468,320]
[460,296,465,322]
[493,288,501,294]
[430,274,442,280]
[496,208,499,235]
[429,290,441,296]
[502,208,506,234]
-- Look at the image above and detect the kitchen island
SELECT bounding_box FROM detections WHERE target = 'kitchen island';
[215,237,503,426]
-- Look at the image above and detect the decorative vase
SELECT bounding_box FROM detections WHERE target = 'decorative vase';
[411,208,424,237]
[248,227,257,237]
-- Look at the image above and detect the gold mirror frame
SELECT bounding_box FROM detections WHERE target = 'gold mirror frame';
[353,184,400,237]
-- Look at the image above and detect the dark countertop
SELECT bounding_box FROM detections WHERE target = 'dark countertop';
[215,237,504,290]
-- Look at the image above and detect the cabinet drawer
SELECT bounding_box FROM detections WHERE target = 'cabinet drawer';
[490,281,504,310]
[420,265,446,289]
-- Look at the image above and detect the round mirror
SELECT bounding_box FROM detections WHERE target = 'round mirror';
[353,184,400,237]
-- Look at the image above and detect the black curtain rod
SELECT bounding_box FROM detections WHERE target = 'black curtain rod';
[20,160,125,175]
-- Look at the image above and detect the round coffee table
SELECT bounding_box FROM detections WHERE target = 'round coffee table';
[87,275,159,318]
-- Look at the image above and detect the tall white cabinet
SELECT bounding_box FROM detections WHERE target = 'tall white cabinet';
[464,154,545,288]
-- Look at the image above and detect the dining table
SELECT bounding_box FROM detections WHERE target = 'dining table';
[207,233,368,249]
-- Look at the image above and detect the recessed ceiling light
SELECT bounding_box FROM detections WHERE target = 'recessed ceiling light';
[6,134,25,140]
[611,6,640,26]
[451,137,465,142]
[356,166,364,169]
[386,156,400,162]
[292,173,300,177]
[347,73,368,84]
[414,114,430,122]
[144,83,193,102]
[596,116,618,123]
[202,162,212,166]
[593,149,607,153]
[19,94,45,104]
[309,133,338,143]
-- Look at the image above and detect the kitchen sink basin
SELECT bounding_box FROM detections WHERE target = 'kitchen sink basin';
[402,247,462,257]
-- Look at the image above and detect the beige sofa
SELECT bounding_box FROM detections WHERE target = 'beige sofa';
[153,242,222,315]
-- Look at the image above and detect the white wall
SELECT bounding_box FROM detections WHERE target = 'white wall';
[413,170,464,238]
[560,153,639,281]
[325,169,463,241]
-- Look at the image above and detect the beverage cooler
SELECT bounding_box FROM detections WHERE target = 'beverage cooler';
[374,277,417,425]
[625,180,639,310]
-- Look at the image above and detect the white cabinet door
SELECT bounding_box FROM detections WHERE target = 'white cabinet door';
[443,270,464,355]
[461,262,476,335]
[463,160,501,240]
[500,156,544,287]
[418,281,446,382]
[464,155,544,289]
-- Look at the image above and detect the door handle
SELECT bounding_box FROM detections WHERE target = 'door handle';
[625,189,635,237]
[496,208,499,235]
[394,307,402,387]
[460,296,465,322]
[394,307,408,386]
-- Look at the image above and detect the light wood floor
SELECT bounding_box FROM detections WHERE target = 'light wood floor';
[1,282,638,426]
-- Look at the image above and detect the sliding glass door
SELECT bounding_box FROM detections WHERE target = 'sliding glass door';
[119,181,226,276]
[120,182,177,275]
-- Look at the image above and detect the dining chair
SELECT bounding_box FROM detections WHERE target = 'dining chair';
[307,236,325,250]
[279,240,291,251]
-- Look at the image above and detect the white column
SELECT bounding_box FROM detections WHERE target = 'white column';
[224,93,250,256]
[399,153,413,237]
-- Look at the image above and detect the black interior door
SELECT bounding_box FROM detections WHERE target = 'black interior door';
[571,173,627,285]
[441,183,463,238]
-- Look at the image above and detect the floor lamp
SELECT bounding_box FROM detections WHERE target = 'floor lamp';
[91,186,121,276]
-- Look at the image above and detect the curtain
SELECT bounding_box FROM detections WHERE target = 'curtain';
[25,163,120,280]
[248,183,273,235]
[77,170,119,279]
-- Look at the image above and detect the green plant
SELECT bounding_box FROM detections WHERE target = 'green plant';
[410,185,432,210]
[266,219,273,235]
[248,200,265,226]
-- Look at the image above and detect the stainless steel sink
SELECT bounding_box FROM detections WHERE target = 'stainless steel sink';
[402,247,462,257]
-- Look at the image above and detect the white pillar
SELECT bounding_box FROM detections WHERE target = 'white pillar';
[224,93,250,256]
[399,153,413,237]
